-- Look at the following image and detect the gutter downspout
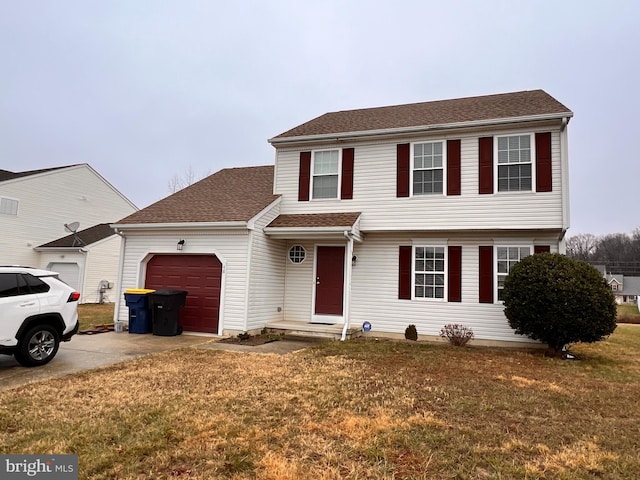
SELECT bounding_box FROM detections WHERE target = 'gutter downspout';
[341,231,354,341]
[113,228,127,325]
[559,117,570,254]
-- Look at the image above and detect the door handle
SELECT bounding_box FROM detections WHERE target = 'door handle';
[20,302,36,307]
[316,276,320,285]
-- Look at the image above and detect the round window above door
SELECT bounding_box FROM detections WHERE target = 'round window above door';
[288,245,306,264]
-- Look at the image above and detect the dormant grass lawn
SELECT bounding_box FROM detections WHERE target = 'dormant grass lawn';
[77,303,116,331]
[1,319,639,479]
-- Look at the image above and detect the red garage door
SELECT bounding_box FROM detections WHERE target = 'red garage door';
[145,254,222,334]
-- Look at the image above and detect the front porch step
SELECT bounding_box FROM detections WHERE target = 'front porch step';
[265,320,362,340]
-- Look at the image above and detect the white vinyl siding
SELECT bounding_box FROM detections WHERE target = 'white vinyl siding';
[283,240,316,323]
[115,230,250,333]
[81,236,122,304]
[412,141,444,195]
[273,126,564,232]
[246,204,286,332]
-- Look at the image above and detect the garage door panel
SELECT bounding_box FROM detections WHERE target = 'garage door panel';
[145,255,222,334]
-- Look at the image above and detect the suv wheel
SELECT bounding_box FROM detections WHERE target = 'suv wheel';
[15,325,60,367]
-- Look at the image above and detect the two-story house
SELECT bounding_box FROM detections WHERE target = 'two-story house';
[112,90,572,345]
[1,164,138,302]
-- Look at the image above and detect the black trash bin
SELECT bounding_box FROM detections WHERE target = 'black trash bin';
[148,289,188,336]
[123,289,155,334]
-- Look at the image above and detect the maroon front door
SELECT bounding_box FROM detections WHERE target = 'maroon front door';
[145,254,222,333]
[314,246,345,316]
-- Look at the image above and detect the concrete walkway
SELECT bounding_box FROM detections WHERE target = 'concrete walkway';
[0,332,322,391]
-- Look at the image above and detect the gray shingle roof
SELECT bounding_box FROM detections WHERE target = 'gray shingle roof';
[115,166,278,225]
[271,90,572,140]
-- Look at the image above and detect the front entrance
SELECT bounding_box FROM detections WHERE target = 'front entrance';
[314,246,345,317]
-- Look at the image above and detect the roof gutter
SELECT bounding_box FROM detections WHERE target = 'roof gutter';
[110,221,248,231]
[269,112,573,145]
[33,246,88,253]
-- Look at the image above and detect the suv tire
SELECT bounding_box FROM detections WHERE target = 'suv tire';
[14,325,60,367]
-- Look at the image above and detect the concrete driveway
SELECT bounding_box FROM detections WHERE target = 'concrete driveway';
[0,332,321,391]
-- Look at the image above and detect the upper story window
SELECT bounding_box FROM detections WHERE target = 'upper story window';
[496,246,531,301]
[414,246,446,299]
[312,150,340,199]
[413,142,444,195]
[496,135,533,192]
[0,197,19,215]
[611,283,619,291]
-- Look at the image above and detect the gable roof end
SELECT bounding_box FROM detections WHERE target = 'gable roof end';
[270,90,572,143]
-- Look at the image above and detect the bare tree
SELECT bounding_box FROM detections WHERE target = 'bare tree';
[566,233,598,261]
[168,166,209,194]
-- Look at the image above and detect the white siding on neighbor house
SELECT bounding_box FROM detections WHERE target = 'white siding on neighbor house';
[246,204,286,332]
[115,230,250,333]
[81,236,122,304]
[349,232,559,343]
[274,124,565,232]
[0,165,136,267]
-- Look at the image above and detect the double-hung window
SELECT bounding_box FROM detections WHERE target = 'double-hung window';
[312,150,340,199]
[414,246,446,299]
[0,197,19,215]
[496,135,532,192]
[413,142,444,195]
[496,246,531,301]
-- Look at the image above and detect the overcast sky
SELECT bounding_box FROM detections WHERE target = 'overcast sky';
[1,1,638,236]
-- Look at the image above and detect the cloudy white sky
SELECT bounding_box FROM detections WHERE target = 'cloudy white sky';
[1,1,638,236]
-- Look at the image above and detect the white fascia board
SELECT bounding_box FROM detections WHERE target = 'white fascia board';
[33,247,88,253]
[111,221,248,232]
[247,197,282,230]
[268,112,573,146]
[264,225,354,239]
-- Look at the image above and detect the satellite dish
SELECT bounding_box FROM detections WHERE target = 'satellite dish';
[63,222,85,247]
[64,222,80,233]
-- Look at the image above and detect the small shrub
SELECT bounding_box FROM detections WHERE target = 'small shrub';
[404,324,418,341]
[440,324,474,346]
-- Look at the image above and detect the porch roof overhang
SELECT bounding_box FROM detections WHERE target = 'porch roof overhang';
[264,212,363,242]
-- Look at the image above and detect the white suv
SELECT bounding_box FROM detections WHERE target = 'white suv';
[0,266,80,367]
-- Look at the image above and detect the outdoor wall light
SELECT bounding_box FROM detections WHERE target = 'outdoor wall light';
[177,239,185,251]
[352,255,357,266]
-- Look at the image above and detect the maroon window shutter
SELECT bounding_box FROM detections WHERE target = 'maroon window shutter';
[536,132,552,192]
[341,148,354,200]
[534,245,551,254]
[447,140,461,196]
[448,246,462,302]
[478,246,494,303]
[478,137,493,194]
[397,143,410,197]
[399,246,412,300]
[298,151,311,201]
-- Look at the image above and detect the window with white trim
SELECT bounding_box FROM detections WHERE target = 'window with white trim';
[288,245,306,264]
[496,135,532,192]
[414,246,446,299]
[312,150,340,199]
[0,197,19,215]
[496,246,531,301]
[413,142,444,194]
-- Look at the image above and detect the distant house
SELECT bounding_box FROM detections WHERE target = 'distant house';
[0,164,137,302]
[605,274,640,305]
[113,89,573,346]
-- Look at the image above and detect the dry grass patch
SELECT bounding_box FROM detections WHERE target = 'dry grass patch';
[1,327,640,479]
[77,303,115,331]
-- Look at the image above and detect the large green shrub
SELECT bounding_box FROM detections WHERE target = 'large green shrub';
[503,253,617,355]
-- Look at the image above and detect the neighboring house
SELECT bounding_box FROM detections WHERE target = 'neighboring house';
[113,89,572,345]
[605,273,640,305]
[35,223,123,304]
[0,164,138,302]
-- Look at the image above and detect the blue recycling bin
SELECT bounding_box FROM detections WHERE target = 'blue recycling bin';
[124,289,155,334]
